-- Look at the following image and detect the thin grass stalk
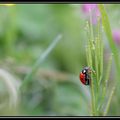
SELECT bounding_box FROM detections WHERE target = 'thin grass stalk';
[102,54,113,101]
[88,9,97,115]
[20,34,62,91]
[103,85,116,116]
[98,4,120,81]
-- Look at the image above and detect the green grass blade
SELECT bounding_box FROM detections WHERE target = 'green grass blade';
[98,54,113,112]
[104,54,113,91]
[98,4,120,75]
[4,6,17,55]
[20,34,62,91]
[103,85,116,116]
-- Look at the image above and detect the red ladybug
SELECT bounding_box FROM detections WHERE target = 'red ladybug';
[79,67,92,85]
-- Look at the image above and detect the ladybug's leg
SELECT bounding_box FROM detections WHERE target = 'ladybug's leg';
[88,74,91,85]
[85,74,91,85]
[86,79,89,85]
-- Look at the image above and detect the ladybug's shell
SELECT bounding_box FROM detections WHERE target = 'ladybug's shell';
[79,72,86,85]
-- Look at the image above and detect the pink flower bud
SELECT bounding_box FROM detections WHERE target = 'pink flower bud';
[112,29,120,45]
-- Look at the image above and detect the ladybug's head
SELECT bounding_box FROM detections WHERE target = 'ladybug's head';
[82,69,87,74]
[82,67,91,74]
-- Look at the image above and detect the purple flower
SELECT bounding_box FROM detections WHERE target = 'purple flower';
[112,29,120,45]
[81,4,101,24]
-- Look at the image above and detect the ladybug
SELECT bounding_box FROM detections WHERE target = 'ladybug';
[79,67,93,85]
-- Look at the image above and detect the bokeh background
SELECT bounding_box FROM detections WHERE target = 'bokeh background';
[0,4,119,116]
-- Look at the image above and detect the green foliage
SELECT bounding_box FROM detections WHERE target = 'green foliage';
[98,4,120,77]
[85,8,115,116]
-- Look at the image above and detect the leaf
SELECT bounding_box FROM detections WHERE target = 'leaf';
[20,34,63,91]
[98,4,120,75]
[103,85,116,116]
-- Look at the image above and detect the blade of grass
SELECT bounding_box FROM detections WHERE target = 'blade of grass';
[98,4,120,79]
[20,34,62,91]
[94,36,100,115]
[98,6,120,115]
[103,54,113,96]
[85,10,97,115]
[86,26,95,115]
[97,16,103,85]
[4,6,17,55]
[95,37,99,86]
[103,85,116,116]
[97,54,113,112]
[99,36,103,85]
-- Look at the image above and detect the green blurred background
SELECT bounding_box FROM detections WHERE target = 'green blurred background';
[0,4,119,116]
